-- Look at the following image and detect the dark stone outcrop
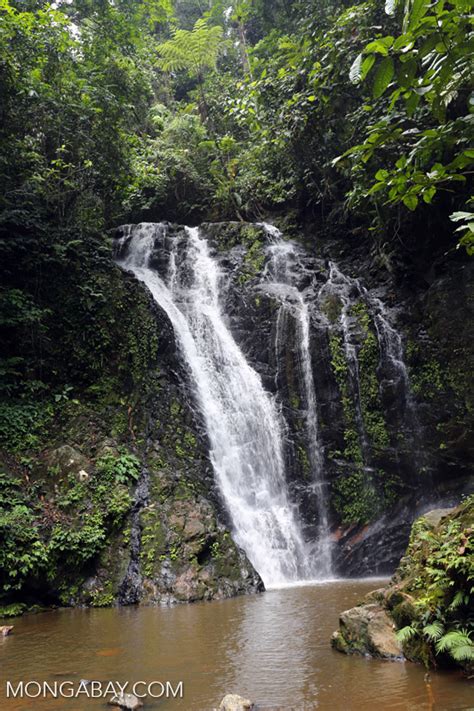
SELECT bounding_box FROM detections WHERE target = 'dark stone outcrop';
[332,499,473,670]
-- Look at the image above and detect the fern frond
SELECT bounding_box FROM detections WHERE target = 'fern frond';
[448,590,467,610]
[423,621,444,641]
[385,0,399,14]
[349,54,363,84]
[450,642,474,662]
[436,629,473,658]
[157,19,223,76]
[396,625,417,643]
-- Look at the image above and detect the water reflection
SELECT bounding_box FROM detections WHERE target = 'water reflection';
[0,581,472,711]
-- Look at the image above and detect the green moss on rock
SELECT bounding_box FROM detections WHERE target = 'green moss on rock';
[332,496,474,671]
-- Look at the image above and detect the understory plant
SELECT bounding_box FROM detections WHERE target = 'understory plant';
[395,495,474,669]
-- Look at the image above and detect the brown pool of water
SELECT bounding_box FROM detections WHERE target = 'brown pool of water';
[0,579,472,710]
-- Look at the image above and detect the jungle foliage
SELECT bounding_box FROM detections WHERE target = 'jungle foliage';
[0,0,472,621]
[0,0,472,402]
[394,496,474,670]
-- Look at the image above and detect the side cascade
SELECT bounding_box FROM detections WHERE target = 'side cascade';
[319,262,422,471]
[260,227,333,577]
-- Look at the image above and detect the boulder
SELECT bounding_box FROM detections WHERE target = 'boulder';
[47,445,90,480]
[420,508,455,529]
[331,603,403,659]
[219,694,254,711]
[108,693,143,710]
[0,626,13,636]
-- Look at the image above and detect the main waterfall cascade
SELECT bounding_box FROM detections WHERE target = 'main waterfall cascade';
[116,222,420,584]
[116,223,318,587]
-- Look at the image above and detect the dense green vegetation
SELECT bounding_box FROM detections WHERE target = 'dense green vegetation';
[1,0,472,403]
[392,498,474,668]
[0,0,472,618]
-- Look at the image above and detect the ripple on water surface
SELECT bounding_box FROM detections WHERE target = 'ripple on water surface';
[0,580,472,711]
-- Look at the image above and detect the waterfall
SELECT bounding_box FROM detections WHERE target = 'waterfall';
[116,223,318,587]
[322,261,420,465]
[261,231,333,577]
[323,264,371,462]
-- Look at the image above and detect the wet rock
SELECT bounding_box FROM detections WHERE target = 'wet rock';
[108,692,143,710]
[219,694,254,711]
[47,445,90,480]
[137,468,263,605]
[331,603,403,659]
[0,626,13,636]
[420,508,455,528]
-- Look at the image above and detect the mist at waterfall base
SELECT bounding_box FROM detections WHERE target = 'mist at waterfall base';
[115,222,421,589]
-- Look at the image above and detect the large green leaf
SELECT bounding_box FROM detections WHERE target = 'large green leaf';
[407,0,429,31]
[373,57,394,98]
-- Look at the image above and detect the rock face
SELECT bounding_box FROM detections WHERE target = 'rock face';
[137,467,262,604]
[46,445,91,481]
[331,603,403,659]
[83,222,473,593]
[199,222,473,575]
[332,499,473,670]
[219,694,254,711]
[1,220,472,612]
[0,250,262,614]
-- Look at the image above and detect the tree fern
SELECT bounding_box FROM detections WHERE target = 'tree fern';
[157,19,223,77]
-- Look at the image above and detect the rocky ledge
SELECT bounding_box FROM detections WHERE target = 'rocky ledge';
[332,496,474,672]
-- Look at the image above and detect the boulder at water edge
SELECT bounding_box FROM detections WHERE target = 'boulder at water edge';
[108,693,143,710]
[219,694,254,710]
[331,603,403,659]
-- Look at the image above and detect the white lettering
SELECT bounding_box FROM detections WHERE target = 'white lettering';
[6,682,23,698]
[167,681,184,698]
[24,682,42,698]
[148,681,165,698]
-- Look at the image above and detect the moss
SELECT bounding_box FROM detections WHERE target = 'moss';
[332,469,380,524]
[354,305,390,452]
[140,506,167,578]
[329,332,363,465]
[297,444,311,479]
[321,294,343,323]
[290,394,300,410]
[332,467,402,525]
[238,239,266,284]
[207,222,263,251]
[411,358,445,399]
